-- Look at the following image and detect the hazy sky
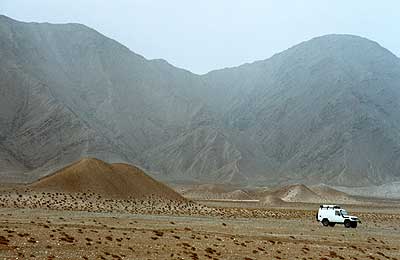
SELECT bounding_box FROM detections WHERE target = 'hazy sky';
[2,0,399,74]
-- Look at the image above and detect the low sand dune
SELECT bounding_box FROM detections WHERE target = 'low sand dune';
[260,184,356,205]
[260,194,286,205]
[310,184,356,203]
[29,158,184,201]
[273,184,322,202]
[177,183,357,205]
[177,184,253,200]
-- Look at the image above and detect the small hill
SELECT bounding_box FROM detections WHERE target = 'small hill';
[272,184,322,202]
[259,184,356,204]
[310,184,355,203]
[260,195,286,206]
[29,158,184,200]
[177,184,253,200]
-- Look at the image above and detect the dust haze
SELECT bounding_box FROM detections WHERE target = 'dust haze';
[1,2,400,260]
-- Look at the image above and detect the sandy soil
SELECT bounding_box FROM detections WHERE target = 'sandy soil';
[0,196,400,260]
[30,158,184,201]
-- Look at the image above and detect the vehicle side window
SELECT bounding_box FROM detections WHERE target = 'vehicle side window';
[335,210,340,216]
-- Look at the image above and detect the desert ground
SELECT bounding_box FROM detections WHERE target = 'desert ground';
[0,159,399,259]
[0,187,400,260]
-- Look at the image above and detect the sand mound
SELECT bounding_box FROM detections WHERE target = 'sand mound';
[184,184,234,193]
[259,184,356,204]
[177,184,253,200]
[30,158,184,200]
[224,190,253,200]
[310,184,356,203]
[258,184,322,204]
[271,184,322,202]
[261,195,286,206]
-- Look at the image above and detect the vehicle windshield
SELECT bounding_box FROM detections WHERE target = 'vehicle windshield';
[341,210,349,216]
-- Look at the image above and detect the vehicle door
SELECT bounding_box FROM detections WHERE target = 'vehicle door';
[331,209,344,223]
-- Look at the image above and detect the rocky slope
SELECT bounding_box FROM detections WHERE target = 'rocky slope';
[1,15,400,188]
[207,35,400,186]
[0,15,207,181]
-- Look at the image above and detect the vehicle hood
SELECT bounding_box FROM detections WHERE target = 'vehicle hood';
[343,215,359,219]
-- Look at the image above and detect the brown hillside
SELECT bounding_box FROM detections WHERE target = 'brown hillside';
[260,195,286,206]
[259,184,356,204]
[30,158,184,201]
[272,184,322,202]
[310,184,356,203]
[177,184,253,200]
[258,184,322,204]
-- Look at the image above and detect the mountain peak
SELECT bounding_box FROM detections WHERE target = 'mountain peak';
[1,16,400,188]
[0,15,17,23]
[288,33,396,59]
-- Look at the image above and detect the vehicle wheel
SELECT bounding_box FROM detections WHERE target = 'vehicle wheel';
[351,222,357,228]
[322,219,329,227]
[329,223,336,227]
[344,220,351,228]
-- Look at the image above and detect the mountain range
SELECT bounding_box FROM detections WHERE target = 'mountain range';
[1,15,400,187]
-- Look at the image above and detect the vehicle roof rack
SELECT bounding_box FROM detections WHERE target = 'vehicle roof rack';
[320,205,341,209]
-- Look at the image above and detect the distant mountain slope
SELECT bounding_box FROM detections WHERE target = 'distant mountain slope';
[210,35,400,186]
[1,15,400,187]
[141,126,246,184]
[0,15,209,181]
[0,56,122,182]
[334,182,400,199]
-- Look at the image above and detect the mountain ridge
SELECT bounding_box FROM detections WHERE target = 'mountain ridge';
[1,15,400,189]
[3,14,396,75]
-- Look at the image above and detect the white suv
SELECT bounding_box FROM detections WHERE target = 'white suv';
[316,205,361,228]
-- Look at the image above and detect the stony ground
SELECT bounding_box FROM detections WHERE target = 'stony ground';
[0,190,399,259]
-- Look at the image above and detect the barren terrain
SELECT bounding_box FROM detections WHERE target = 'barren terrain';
[0,187,400,260]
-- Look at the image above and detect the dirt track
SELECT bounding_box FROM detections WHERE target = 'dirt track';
[0,206,399,260]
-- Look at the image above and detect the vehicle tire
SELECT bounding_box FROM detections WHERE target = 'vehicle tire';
[344,220,351,228]
[322,219,329,227]
[351,222,357,228]
[329,223,336,227]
